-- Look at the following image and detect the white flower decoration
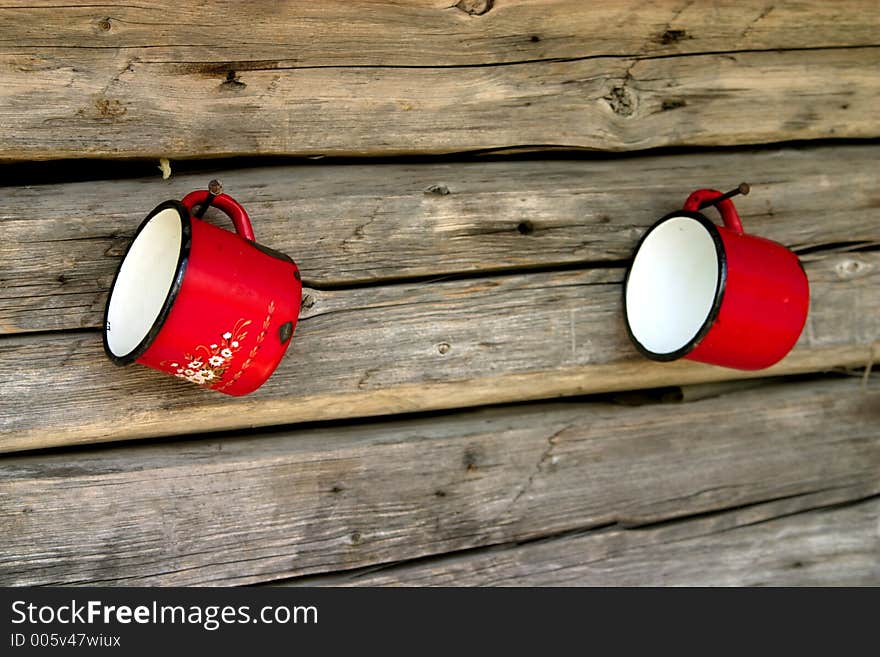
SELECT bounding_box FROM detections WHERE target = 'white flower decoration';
[163,314,260,388]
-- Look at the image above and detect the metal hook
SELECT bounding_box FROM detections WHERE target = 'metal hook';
[697,182,750,210]
[193,179,223,218]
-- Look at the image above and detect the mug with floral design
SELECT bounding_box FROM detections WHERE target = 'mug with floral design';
[103,181,302,396]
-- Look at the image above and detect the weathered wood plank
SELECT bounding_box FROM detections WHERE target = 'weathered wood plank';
[0,377,877,586]
[295,494,880,586]
[0,248,876,452]
[4,1,877,66]
[2,145,878,335]
[1,0,878,160]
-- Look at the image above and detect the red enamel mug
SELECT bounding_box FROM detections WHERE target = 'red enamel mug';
[103,181,302,395]
[623,185,809,370]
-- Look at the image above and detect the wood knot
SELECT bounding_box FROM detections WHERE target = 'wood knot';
[424,184,450,195]
[349,531,363,545]
[835,257,871,280]
[659,29,688,45]
[95,97,126,119]
[437,342,451,355]
[604,85,636,117]
[98,18,112,31]
[661,98,687,111]
[517,220,535,235]
[104,238,129,257]
[221,70,247,90]
[463,446,483,472]
[454,0,493,16]
[300,294,316,311]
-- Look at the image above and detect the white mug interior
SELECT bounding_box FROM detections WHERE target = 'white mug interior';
[105,207,183,359]
[625,215,721,356]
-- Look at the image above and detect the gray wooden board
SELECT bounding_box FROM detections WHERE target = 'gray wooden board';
[0,377,877,585]
[0,248,876,452]
[293,494,880,586]
[2,144,879,335]
[3,1,877,65]
[1,0,878,159]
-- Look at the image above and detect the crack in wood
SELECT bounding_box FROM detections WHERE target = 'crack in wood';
[275,485,880,586]
[133,43,880,72]
[340,203,381,254]
[498,423,573,520]
[741,4,777,39]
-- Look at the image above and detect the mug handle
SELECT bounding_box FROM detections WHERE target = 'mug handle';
[181,190,256,241]
[682,189,744,235]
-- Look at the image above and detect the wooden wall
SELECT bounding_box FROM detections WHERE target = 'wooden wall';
[0,0,878,585]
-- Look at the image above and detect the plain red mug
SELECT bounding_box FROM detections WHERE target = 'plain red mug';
[103,181,302,395]
[623,186,809,370]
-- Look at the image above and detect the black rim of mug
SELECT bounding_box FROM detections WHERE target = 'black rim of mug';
[622,210,728,362]
[102,200,192,366]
